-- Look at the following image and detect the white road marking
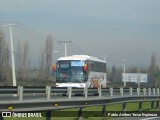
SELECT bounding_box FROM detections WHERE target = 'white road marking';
[140,117,160,120]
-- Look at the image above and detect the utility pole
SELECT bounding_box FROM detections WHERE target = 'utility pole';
[59,41,72,57]
[121,59,126,87]
[2,24,17,86]
[138,68,141,89]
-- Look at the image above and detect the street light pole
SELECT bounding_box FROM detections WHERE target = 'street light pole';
[2,24,17,86]
[138,68,140,89]
[121,59,126,87]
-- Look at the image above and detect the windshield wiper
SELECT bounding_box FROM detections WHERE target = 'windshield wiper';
[62,76,68,81]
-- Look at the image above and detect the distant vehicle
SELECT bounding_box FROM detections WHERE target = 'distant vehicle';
[52,55,107,88]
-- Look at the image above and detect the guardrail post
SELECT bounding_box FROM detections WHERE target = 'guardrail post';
[102,105,106,117]
[156,101,159,109]
[157,88,159,95]
[84,87,88,98]
[78,107,83,120]
[129,88,133,95]
[0,116,4,120]
[110,88,113,97]
[19,86,23,101]
[98,86,102,98]
[17,86,21,96]
[46,86,48,94]
[153,88,156,95]
[138,101,142,112]
[46,86,51,100]
[68,87,72,99]
[148,88,151,95]
[143,88,146,95]
[137,88,140,95]
[46,111,51,120]
[122,103,126,112]
[151,101,154,109]
[120,87,123,96]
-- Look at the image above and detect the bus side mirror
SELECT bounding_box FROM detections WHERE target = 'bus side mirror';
[83,64,87,72]
[52,64,56,71]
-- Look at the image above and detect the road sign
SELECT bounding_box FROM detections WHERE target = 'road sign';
[122,73,147,83]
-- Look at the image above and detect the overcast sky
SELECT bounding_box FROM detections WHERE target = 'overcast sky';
[0,0,160,67]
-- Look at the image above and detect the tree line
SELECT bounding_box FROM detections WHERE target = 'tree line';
[108,52,160,87]
[0,28,160,87]
[0,28,54,86]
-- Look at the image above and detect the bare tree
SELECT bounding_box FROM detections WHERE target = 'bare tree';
[44,35,53,81]
[38,48,45,82]
[16,41,30,84]
[22,41,29,81]
[0,28,11,85]
[37,35,53,84]
[3,47,10,85]
[148,52,160,87]
[149,52,156,72]
[16,41,23,81]
[0,28,4,84]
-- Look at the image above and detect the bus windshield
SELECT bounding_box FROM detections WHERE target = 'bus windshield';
[56,60,85,83]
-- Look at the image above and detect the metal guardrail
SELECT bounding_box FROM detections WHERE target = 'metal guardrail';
[0,86,159,99]
[0,86,160,120]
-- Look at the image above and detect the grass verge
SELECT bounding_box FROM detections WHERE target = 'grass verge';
[4,102,160,120]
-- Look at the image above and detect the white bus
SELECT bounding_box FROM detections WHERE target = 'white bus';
[52,55,107,88]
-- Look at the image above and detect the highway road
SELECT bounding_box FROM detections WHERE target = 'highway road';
[0,92,118,100]
[0,90,141,101]
[0,87,159,120]
[0,94,94,101]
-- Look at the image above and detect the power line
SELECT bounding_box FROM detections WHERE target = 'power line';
[55,40,90,56]
[70,43,88,54]
[14,27,46,41]
[67,45,78,55]
[59,41,72,57]
[18,24,47,38]
[69,44,84,55]
[0,19,13,24]
[1,21,47,41]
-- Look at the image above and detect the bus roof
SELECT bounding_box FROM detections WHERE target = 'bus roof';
[57,55,106,63]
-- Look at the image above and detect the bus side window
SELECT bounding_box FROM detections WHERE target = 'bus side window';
[102,63,104,72]
[96,62,100,72]
[95,62,98,72]
[90,61,93,71]
[104,63,107,73]
[93,61,97,72]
